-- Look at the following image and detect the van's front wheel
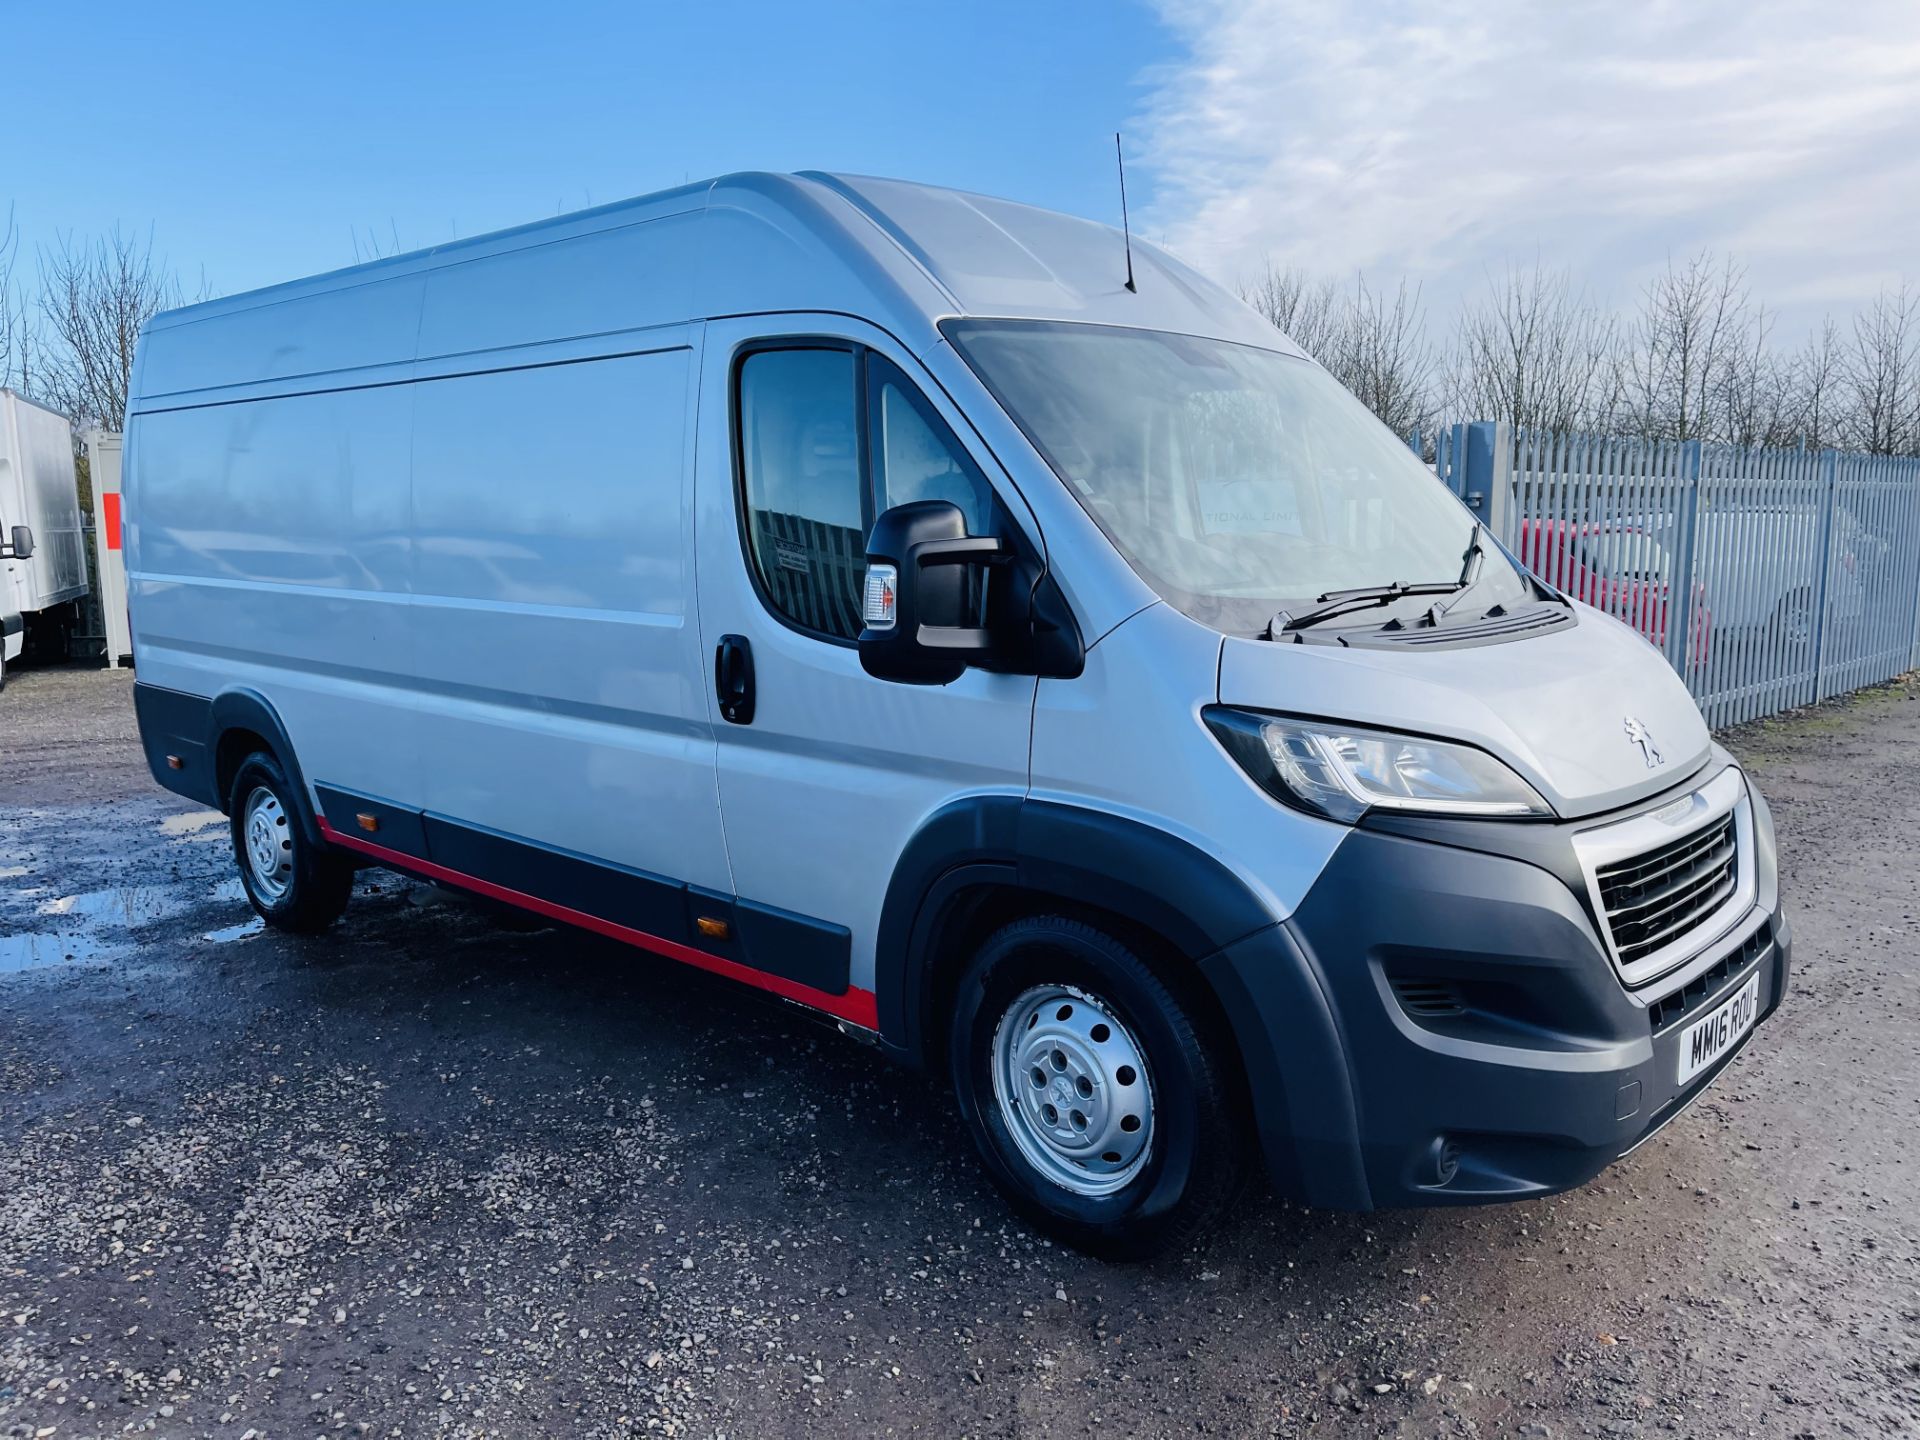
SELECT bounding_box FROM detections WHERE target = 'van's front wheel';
[228,752,354,933]
[948,915,1248,1259]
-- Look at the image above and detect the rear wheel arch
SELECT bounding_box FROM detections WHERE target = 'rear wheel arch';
[207,689,323,847]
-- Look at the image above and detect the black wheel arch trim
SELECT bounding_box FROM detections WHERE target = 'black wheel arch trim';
[874,793,1371,1208]
[133,681,323,846]
[205,688,327,845]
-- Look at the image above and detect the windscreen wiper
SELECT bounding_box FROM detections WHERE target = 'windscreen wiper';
[1418,527,1489,626]
[1264,579,1459,638]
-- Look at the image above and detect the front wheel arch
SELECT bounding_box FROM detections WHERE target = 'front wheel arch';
[872,797,1369,1209]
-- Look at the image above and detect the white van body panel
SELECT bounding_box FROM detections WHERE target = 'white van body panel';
[129,381,424,810]
[404,335,730,893]
[1030,601,1348,924]
[802,173,1297,354]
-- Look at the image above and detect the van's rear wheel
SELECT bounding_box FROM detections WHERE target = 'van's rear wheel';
[228,751,353,933]
[948,915,1248,1260]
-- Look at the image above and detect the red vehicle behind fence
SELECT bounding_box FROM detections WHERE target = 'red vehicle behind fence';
[1515,519,1709,666]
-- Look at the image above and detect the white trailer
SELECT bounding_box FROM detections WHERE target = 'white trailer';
[0,389,89,687]
[83,430,131,668]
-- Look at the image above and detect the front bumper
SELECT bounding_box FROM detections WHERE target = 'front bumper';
[1200,765,1790,1210]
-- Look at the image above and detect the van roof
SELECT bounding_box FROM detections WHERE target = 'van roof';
[143,171,1295,358]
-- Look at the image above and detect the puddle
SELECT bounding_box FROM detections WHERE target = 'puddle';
[35,877,245,927]
[3,877,252,975]
[203,917,265,944]
[160,810,226,839]
[0,931,114,973]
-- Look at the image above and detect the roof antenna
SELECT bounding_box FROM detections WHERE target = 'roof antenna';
[1115,132,1137,293]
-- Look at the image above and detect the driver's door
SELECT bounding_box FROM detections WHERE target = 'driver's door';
[690,316,1039,1018]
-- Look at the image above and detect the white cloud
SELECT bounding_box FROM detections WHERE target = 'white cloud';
[1137,0,1920,331]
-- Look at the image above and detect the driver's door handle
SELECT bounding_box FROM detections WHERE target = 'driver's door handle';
[715,634,755,725]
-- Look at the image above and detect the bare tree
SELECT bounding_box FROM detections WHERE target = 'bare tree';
[1337,275,1438,439]
[1451,262,1619,434]
[1841,283,1919,456]
[1242,265,1438,436]
[1242,265,1344,365]
[37,227,184,429]
[1718,303,1805,449]
[348,219,407,265]
[1784,318,1845,451]
[1616,253,1753,443]
[0,204,27,394]
[1248,253,1920,457]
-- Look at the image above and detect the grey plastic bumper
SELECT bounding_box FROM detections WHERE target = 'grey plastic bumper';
[1201,774,1790,1211]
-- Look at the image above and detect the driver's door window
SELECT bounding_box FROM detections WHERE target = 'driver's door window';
[868,355,996,534]
[735,345,998,644]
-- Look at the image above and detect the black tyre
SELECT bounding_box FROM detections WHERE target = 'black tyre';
[948,914,1249,1260]
[1769,587,1815,651]
[227,751,354,933]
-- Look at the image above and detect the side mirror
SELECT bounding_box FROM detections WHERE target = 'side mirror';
[859,500,1007,685]
[2,525,31,560]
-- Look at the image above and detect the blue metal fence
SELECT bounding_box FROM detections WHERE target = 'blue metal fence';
[1424,422,1920,729]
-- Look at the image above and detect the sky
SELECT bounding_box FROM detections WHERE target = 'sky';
[5,0,1917,342]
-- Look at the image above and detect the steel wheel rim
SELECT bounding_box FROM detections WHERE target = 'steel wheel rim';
[990,983,1155,1198]
[241,785,294,902]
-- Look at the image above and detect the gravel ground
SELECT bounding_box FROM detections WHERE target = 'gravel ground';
[1,665,1916,1440]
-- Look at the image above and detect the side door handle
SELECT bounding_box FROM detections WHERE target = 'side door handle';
[715,634,755,725]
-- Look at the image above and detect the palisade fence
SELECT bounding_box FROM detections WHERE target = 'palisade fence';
[1418,422,1920,729]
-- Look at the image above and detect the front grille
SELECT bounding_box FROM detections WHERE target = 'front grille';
[1646,922,1772,1032]
[1391,979,1466,1018]
[1595,813,1738,968]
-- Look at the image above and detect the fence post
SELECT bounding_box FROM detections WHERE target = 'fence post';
[1462,420,1514,544]
[1807,449,1840,703]
[1669,441,1704,686]
[1906,457,1920,673]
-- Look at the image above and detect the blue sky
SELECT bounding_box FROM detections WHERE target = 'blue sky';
[4,1,1171,299]
[6,1,1916,338]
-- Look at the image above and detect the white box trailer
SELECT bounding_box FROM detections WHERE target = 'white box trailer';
[0,388,89,685]
[82,429,131,668]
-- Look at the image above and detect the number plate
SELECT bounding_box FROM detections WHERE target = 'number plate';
[1676,973,1759,1085]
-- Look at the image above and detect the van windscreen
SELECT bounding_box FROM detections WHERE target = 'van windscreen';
[944,319,1531,636]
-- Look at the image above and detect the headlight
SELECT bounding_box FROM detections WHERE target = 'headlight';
[1203,708,1553,822]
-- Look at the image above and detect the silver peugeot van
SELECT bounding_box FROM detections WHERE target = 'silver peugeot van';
[125,173,1789,1257]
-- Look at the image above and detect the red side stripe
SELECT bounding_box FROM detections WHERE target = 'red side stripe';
[315,818,879,1031]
